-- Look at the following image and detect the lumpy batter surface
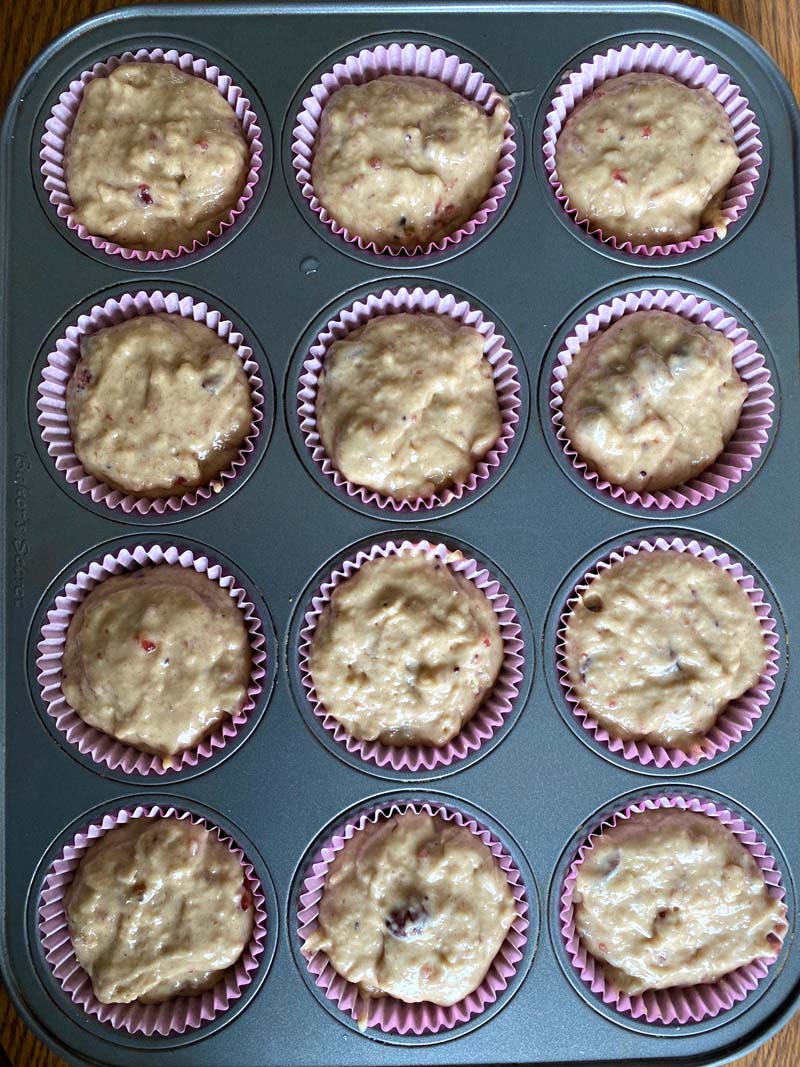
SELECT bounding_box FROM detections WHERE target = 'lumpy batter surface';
[574,808,785,993]
[66,817,254,1004]
[66,63,249,251]
[308,552,503,747]
[555,72,740,246]
[303,812,515,1006]
[564,551,765,749]
[62,566,251,757]
[317,313,502,500]
[562,310,746,493]
[67,314,252,497]
[311,75,509,249]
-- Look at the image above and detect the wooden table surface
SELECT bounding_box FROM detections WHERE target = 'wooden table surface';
[1,0,798,1064]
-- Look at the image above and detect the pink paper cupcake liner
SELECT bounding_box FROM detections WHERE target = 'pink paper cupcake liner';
[36,544,267,775]
[556,535,781,769]
[298,798,529,1034]
[299,287,521,511]
[36,290,265,516]
[543,42,762,256]
[550,288,774,510]
[299,539,524,772]
[40,48,263,261]
[39,804,267,1035]
[560,794,788,1024]
[292,43,516,256]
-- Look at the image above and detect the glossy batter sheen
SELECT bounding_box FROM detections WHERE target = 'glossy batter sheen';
[317,313,502,500]
[66,63,250,251]
[562,310,747,493]
[564,551,765,749]
[574,808,785,994]
[308,552,503,747]
[65,817,254,1004]
[67,314,252,497]
[303,812,515,1007]
[62,566,251,758]
[311,75,509,248]
[555,72,740,245]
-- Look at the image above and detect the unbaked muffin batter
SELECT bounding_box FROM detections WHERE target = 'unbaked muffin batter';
[308,551,503,747]
[574,808,785,993]
[65,817,254,1004]
[66,63,250,251]
[311,75,509,248]
[67,314,252,497]
[303,811,515,1006]
[317,313,502,500]
[564,551,765,749]
[561,310,746,493]
[555,72,740,245]
[62,566,251,757]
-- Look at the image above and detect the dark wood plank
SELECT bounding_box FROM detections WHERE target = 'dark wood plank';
[0,1,798,1065]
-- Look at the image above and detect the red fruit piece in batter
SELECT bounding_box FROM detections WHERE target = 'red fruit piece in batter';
[137,184,154,206]
[139,636,157,653]
[611,169,628,184]
[385,897,429,940]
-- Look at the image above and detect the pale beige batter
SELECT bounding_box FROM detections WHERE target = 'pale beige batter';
[65,816,254,1004]
[62,566,251,757]
[66,63,250,251]
[303,811,515,1006]
[317,313,502,500]
[562,310,746,493]
[574,808,785,993]
[564,551,765,749]
[308,551,503,747]
[311,75,509,248]
[67,314,252,497]
[555,72,740,245]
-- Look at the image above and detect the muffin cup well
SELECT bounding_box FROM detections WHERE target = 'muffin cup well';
[40,48,263,261]
[542,42,762,256]
[36,290,265,516]
[560,794,788,1024]
[36,544,267,775]
[38,804,267,1036]
[297,798,529,1034]
[549,288,774,510]
[555,535,780,769]
[291,42,516,257]
[298,538,524,773]
[298,287,521,512]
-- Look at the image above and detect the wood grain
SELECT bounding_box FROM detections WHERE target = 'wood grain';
[0,1,798,1065]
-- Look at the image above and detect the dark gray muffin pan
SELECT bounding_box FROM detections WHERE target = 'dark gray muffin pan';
[1,3,799,1065]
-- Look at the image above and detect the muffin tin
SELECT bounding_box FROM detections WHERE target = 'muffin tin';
[2,3,799,1065]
